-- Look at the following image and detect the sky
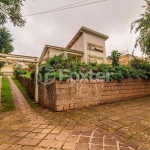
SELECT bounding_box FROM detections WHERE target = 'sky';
[6,0,146,57]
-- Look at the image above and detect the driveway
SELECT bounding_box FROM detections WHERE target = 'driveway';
[0,77,149,150]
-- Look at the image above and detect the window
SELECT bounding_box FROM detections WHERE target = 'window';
[88,43,103,52]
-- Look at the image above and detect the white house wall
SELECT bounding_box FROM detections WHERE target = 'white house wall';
[70,34,84,52]
[49,48,64,57]
[83,32,106,63]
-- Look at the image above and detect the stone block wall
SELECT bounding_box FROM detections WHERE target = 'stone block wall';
[17,76,150,111]
[54,78,150,111]
[17,76,56,109]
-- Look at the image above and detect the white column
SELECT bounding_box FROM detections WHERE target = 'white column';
[35,59,39,103]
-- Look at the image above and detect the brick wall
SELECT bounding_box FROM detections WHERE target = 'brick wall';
[17,76,150,111]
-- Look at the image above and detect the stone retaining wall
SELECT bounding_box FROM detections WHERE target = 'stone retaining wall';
[17,76,150,111]
[17,76,56,108]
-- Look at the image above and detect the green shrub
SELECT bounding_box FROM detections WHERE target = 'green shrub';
[0,72,3,76]
[107,50,122,66]
[130,58,150,71]
[33,55,150,82]
[13,67,27,77]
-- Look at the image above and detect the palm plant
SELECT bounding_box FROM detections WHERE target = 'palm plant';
[107,50,122,66]
[0,27,14,53]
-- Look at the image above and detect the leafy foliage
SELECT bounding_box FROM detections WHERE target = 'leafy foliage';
[28,63,35,70]
[0,27,14,68]
[107,50,122,66]
[0,72,3,76]
[0,62,5,69]
[31,55,150,82]
[131,0,150,54]
[0,0,26,27]
[13,66,27,77]
[0,27,14,53]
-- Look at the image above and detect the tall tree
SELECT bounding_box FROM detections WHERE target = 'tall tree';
[107,50,122,66]
[0,27,14,69]
[0,27,14,53]
[131,0,150,55]
[0,0,26,27]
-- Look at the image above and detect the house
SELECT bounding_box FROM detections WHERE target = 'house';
[106,54,135,66]
[1,63,14,76]
[39,26,109,64]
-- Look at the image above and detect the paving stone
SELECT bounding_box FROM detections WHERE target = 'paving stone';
[63,142,76,150]
[35,133,47,139]
[51,129,61,134]
[89,145,103,150]
[56,134,68,140]
[25,127,35,132]
[105,138,117,146]
[38,125,49,129]
[47,125,55,129]
[91,138,103,145]
[38,139,52,148]
[0,143,10,149]
[93,131,103,138]
[16,132,29,137]
[79,136,90,143]
[7,145,21,150]
[71,130,81,136]
[61,130,72,135]
[125,140,140,150]
[45,134,57,140]
[32,129,43,133]
[108,122,125,129]
[27,138,41,146]
[81,130,93,136]
[104,146,117,150]
[76,143,89,150]
[41,129,52,134]
[138,147,149,150]
[25,133,37,138]
[49,141,64,149]
[5,136,20,144]
[65,126,74,130]
[17,138,31,145]
[33,148,46,150]
[21,146,34,150]
[66,136,78,142]
[119,147,134,150]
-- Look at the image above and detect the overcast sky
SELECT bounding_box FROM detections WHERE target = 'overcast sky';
[6,0,145,57]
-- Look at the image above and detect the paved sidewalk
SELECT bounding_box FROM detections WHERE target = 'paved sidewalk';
[0,77,149,149]
[7,76,30,111]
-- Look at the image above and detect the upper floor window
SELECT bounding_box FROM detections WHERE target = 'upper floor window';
[88,43,103,52]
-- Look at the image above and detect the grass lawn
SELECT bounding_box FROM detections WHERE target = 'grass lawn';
[12,76,39,108]
[1,77,15,112]
[22,72,31,78]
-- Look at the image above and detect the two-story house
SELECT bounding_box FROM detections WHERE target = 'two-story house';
[39,26,109,64]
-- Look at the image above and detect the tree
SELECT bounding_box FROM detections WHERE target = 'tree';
[131,0,150,55]
[0,0,26,27]
[107,50,122,66]
[0,27,14,53]
[0,27,14,69]
[28,63,35,70]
